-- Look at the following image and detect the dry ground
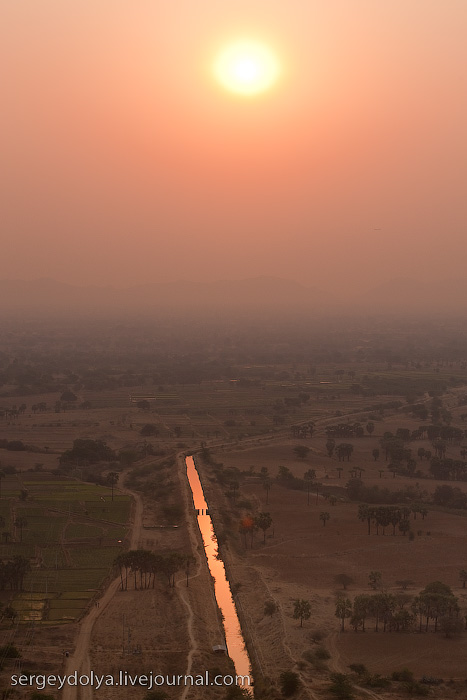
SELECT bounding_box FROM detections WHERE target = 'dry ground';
[203,421,467,698]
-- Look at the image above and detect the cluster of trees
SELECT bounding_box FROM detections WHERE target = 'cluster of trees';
[433,485,467,509]
[429,456,467,481]
[346,478,425,505]
[0,556,31,591]
[326,423,366,439]
[290,419,314,438]
[357,504,427,536]
[60,439,116,466]
[114,550,193,589]
[0,439,26,451]
[0,403,28,420]
[335,582,463,636]
[30,402,48,413]
[238,512,273,547]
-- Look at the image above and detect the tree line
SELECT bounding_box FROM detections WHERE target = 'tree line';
[357,504,428,536]
[335,581,463,636]
[114,550,193,590]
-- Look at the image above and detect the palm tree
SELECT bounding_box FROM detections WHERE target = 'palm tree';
[319,512,330,527]
[262,478,272,505]
[14,517,27,543]
[254,512,273,544]
[304,469,315,505]
[358,504,372,535]
[106,472,119,502]
[335,597,352,631]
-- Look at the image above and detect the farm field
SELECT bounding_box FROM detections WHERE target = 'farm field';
[0,472,130,623]
[1,326,467,698]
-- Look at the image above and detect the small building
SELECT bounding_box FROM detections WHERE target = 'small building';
[212,644,227,655]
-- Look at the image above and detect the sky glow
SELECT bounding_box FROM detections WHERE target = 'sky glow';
[213,40,280,95]
[0,1,466,290]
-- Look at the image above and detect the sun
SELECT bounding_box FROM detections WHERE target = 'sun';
[213,39,280,96]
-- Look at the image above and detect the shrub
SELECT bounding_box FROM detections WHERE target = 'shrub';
[349,664,368,677]
[328,673,354,699]
[0,644,20,658]
[279,671,300,696]
[403,681,429,696]
[392,668,414,682]
[314,646,331,660]
[263,600,277,616]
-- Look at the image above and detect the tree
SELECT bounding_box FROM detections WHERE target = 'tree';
[396,579,414,590]
[262,477,272,505]
[106,472,119,502]
[351,594,371,632]
[328,673,354,699]
[372,448,380,461]
[14,517,27,543]
[254,512,273,544]
[264,600,277,616]
[337,444,354,461]
[335,597,352,631]
[460,570,467,588]
[60,390,77,403]
[357,504,372,536]
[293,599,311,627]
[319,511,330,527]
[334,574,354,591]
[326,439,336,457]
[141,423,159,436]
[440,615,464,638]
[304,469,315,505]
[368,571,382,590]
[366,422,375,435]
[279,671,300,696]
[398,519,410,536]
[293,445,310,460]
[239,516,256,548]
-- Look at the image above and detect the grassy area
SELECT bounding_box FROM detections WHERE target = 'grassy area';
[0,473,130,624]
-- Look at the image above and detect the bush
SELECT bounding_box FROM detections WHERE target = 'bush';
[314,645,331,660]
[403,681,429,696]
[364,674,390,688]
[392,668,414,682]
[140,424,159,436]
[0,644,20,658]
[328,673,354,699]
[263,600,277,616]
[279,671,300,696]
[349,664,368,677]
[309,629,325,643]
[143,692,169,700]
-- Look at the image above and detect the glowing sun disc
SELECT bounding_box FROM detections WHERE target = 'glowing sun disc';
[214,40,280,96]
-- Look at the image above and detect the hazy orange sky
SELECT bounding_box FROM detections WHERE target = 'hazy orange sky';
[1,1,466,291]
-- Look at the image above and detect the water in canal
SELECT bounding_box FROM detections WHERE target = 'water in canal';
[185,455,253,685]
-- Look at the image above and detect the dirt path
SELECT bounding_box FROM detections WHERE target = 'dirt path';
[175,453,203,700]
[326,632,385,700]
[61,472,144,700]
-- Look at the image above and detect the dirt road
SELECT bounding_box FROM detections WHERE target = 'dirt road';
[61,474,143,700]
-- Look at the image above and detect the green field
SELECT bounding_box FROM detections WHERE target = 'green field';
[0,473,130,624]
